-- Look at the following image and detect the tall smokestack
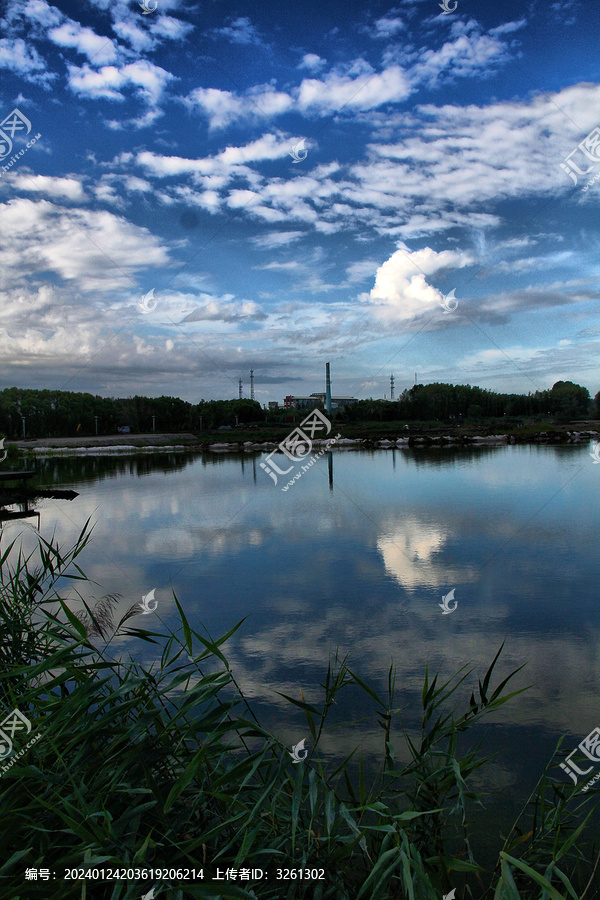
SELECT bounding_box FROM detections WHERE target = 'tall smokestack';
[390,374,395,401]
[238,378,243,399]
[325,362,332,415]
[250,369,254,401]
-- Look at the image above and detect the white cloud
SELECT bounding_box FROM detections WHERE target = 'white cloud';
[21,0,62,28]
[186,85,293,129]
[6,174,86,201]
[181,295,267,324]
[489,19,527,36]
[67,59,174,105]
[213,17,263,45]
[411,27,512,87]
[252,231,304,248]
[346,259,381,283]
[298,63,412,112]
[298,53,326,72]
[48,21,117,65]
[365,245,473,320]
[0,38,51,83]
[187,21,520,128]
[372,15,405,39]
[0,197,170,291]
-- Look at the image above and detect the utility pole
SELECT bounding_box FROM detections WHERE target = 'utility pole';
[94,416,98,435]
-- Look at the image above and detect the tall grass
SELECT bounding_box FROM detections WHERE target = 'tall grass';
[0,525,598,899]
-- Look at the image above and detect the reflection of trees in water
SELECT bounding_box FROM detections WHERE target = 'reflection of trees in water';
[400,442,588,469]
[33,452,202,487]
[399,446,499,469]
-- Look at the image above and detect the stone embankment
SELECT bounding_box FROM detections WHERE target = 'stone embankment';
[10,429,600,456]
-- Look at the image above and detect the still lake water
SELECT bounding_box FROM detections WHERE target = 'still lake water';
[6,443,600,856]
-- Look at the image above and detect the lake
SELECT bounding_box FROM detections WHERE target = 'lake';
[5,442,600,862]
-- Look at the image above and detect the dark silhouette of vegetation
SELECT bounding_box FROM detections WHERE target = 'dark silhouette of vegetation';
[0,388,263,439]
[342,381,592,425]
[0,381,593,440]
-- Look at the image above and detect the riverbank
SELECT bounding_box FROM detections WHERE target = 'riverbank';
[9,421,600,455]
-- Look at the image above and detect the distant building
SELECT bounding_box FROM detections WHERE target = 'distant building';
[309,393,358,408]
[283,393,358,410]
[284,395,323,409]
[268,401,279,410]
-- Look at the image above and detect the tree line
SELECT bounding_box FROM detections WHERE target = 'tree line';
[0,381,596,438]
[340,380,595,424]
[0,388,264,438]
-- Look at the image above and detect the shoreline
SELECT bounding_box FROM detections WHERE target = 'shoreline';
[7,425,600,457]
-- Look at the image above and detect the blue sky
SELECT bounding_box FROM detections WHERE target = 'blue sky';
[0,0,599,404]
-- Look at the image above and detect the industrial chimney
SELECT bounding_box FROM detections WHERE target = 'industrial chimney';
[250,369,254,401]
[325,362,332,415]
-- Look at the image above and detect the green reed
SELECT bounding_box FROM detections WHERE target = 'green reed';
[0,524,598,898]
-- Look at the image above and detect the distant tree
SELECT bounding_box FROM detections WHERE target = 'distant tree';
[548,381,590,420]
[467,404,484,420]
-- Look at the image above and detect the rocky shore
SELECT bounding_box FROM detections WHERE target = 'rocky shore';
[11,426,599,456]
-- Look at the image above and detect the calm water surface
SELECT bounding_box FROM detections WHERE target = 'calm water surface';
[5,443,600,855]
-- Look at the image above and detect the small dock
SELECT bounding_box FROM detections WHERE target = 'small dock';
[0,470,37,489]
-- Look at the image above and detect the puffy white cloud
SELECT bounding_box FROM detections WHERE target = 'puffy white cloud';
[48,21,117,65]
[0,197,169,291]
[20,0,62,28]
[411,27,512,87]
[67,59,174,104]
[365,245,473,320]
[0,38,52,84]
[6,174,87,201]
[372,15,405,38]
[298,53,326,72]
[298,63,412,112]
[186,85,293,129]
[187,20,520,128]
